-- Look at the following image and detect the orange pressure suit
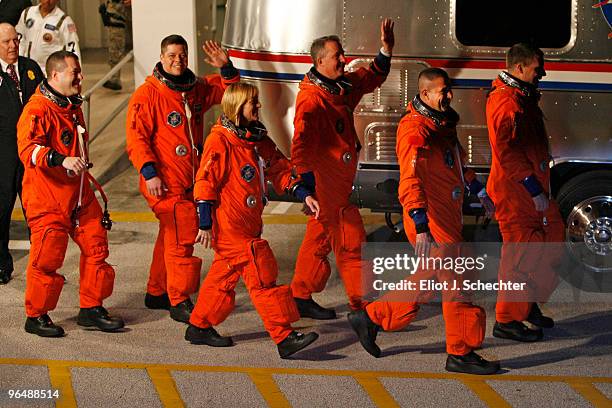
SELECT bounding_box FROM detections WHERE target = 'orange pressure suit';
[365,98,486,355]
[290,63,388,310]
[17,82,114,317]
[189,118,304,343]
[486,73,564,323]
[126,64,238,306]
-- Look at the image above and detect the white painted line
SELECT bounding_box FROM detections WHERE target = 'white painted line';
[270,202,293,214]
[8,240,30,250]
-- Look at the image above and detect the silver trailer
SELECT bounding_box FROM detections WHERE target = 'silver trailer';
[222,0,612,274]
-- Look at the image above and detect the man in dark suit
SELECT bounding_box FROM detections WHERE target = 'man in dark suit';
[0,23,44,284]
[0,0,31,26]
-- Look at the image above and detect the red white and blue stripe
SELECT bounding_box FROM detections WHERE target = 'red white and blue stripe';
[228,49,612,92]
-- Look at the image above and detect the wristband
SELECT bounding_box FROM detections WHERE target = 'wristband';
[467,178,484,196]
[197,201,214,230]
[47,149,66,167]
[220,61,239,79]
[373,50,391,74]
[521,174,544,197]
[409,208,430,234]
[294,185,311,202]
[140,163,157,180]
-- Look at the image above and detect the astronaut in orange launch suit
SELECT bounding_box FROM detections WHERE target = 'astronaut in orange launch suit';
[18,50,124,337]
[126,35,239,323]
[185,83,321,359]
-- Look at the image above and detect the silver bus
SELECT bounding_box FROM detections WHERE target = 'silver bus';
[221,0,612,275]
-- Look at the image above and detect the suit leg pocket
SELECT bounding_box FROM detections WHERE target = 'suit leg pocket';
[174,201,198,246]
[261,285,300,325]
[339,205,365,253]
[33,228,69,272]
[249,238,279,288]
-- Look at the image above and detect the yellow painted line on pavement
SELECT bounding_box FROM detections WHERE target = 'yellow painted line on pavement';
[567,381,612,408]
[270,202,294,214]
[11,211,25,221]
[461,378,511,408]
[110,211,157,222]
[3,357,612,383]
[3,358,611,408]
[12,210,387,225]
[248,372,291,407]
[47,363,77,408]
[12,210,158,223]
[146,367,185,408]
[354,374,400,407]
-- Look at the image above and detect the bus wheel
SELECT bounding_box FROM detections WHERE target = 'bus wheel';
[557,170,612,291]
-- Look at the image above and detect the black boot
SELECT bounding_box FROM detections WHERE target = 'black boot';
[493,321,543,342]
[77,306,125,332]
[446,351,501,375]
[170,299,194,323]
[103,80,122,91]
[0,268,12,284]
[185,324,234,347]
[347,309,381,358]
[526,303,554,329]
[277,331,319,359]
[25,314,64,337]
[145,293,171,310]
[294,297,336,320]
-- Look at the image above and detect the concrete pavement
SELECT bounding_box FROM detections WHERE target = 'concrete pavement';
[2,199,612,407]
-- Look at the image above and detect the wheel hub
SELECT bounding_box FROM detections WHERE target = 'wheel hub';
[584,218,612,254]
[567,196,612,271]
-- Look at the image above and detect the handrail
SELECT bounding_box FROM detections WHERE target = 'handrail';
[82,49,134,133]
[89,96,130,144]
[83,50,134,99]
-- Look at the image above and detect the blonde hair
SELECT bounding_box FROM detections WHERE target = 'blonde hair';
[221,82,259,126]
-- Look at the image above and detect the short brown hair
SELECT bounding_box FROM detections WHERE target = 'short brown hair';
[45,50,78,77]
[161,34,188,54]
[506,43,543,70]
[310,35,341,66]
[418,67,450,90]
[221,82,259,125]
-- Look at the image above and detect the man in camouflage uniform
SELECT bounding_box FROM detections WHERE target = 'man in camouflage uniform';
[99,0,130,91]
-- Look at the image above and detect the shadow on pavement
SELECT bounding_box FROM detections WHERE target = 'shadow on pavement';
[502,311,612,370]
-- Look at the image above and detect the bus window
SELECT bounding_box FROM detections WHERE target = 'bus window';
[455,0,572,49]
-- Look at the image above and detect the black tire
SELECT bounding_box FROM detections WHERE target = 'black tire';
[557,170,612,220]
[556,170,612,292]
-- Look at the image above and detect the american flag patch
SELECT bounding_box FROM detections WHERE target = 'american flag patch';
[67,23,77,33]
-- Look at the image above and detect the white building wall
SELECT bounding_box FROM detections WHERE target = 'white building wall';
[65,0,105,49]
[132,0,198,85]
